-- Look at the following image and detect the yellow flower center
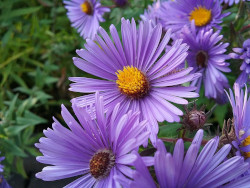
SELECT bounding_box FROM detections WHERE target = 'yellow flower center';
[80,1,93,15]
[243,136,250,158]
[116,66,150,99]
[189,6,212,27]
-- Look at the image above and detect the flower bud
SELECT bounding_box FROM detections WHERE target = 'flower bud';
[182,103,206,131]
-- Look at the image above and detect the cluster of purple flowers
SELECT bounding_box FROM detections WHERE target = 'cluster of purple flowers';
[33,0,250,187]
[140,0,249,103]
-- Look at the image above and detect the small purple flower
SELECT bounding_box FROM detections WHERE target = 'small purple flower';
[230,39,250,87]
[226,83,250,160]
[140,0,161,27]
[180,24,231,103]
[64,0,110,39]
[158,0,229,33]
[127,130,250,188]
[220,0,249,6]
[69,18,200,145]
[35,92,150,187]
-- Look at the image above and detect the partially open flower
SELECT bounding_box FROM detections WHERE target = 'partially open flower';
[225,83,250,160]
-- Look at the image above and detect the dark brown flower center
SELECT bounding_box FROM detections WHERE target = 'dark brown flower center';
[81,0,93,15]
[89,150,115,179]
[196,50,208,68]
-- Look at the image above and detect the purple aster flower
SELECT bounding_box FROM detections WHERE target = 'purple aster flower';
[158,0,229,33]
[226,83,250,161]
[230,39,250,87]
[126,130,250,188]
[140,0,161,27]
[35,92,150,187]
[180,24,231,103]
[220,0,249,6]
[69,18,200,144]
[64,0,110,39]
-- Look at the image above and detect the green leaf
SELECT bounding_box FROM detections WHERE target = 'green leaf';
[158,123,182,138]
[17,111,47,126]
[0,48,33,69]
[34,91,53,101]
[5,110,47,135]
[25,147,40,156]
[5,94,18,120]
[0,7,41,21]
[35,68,45,89]
[1,28,13,46]
[16,98,38,115]
[10,73,29,88]
[4,125,29,136]
[14,87,31,95]
[2,139,27,157]
[16,157,27,178]
[0,63,13,87]
[44,77,58,85]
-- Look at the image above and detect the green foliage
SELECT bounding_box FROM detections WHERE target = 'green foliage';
[0,92,45,177]
[0,0,80,177]
[158,123,182,138]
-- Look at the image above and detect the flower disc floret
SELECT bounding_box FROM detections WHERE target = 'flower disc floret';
[242,136,250,158]
[189,6,212,27]
[116,66,150,99]
[81,1,93,15]
[89,149,115,179]
[196,50,208,68]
